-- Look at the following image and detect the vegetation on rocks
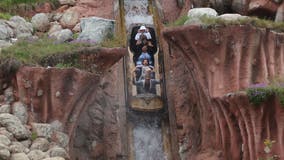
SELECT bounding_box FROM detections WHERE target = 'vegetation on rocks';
[0,12,12,20]
[246,83,284,106]
[198,16,284,32]
[0,38,92,65]
[0,0,59,12]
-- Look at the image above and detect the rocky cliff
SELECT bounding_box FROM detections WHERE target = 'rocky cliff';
[0,47,126,160]
[163,24,284,160]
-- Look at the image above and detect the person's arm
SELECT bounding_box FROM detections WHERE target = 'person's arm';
[145,32,152,39]
[135,33,141,40]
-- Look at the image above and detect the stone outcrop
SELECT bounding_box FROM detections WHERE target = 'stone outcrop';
[0,47,126,159]
[31,13,50,32]
[163,24,284,160]
[77,17,115,43]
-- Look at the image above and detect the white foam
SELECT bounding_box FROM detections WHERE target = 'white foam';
[124,0,153,29]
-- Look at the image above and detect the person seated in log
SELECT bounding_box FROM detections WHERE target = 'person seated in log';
[134,59,154,81]
[135,45,153,67]
[133,60,160,94]
[135,25,152,42]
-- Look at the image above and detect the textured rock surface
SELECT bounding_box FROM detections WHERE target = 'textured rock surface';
[31,13,50,32]
[59,9,79,29]
[49,29,73,42]
[77,17,115,43]
[68,0,115,19]
[163,25,284,160]
[12,102,28,124]
[6,47,126,159]
[0,113,31,140]
[8,16,33,39]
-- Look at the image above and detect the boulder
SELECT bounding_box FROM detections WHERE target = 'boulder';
[48,22,63,36]
[7,16,33,39]
[218,14,248,21]
[51,131,69,148]
[31,13,50,32]
[4,87,14,103]
[0,135,11,146]
[0,128,13,140]
[50,120,63,132]
[28,149,48,160]
[0,21,14,40]
[12,101,28,124]
[59,0,76,5]
[31,123,53,139]
[49,29,73,42]
[0,40,12,49]
[43,157,65,160]
[0,113,31,140]
[275,4,284,22]
[11,152,29,160]
[0,104,10,113]
[77,17,115,43]
[72,22,80,33]
[59,9,79,29]
[185,8,218,25]
[0,149,10,160]
[9,142,29,153]
[20,140,32,148]
[30,138,49,151]
[48,146,68,159]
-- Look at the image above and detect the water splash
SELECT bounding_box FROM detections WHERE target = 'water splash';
[132,115,166,160]
[124,0,153,29]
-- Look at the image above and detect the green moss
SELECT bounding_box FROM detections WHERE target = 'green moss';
[99,35,124,48]
[0,12,12,20]
[167,15,189,27]
[0,0,59,14]
[0,38,92,64]
[31,131,37,141]
[246,87,273,106]
[199,16,284,32]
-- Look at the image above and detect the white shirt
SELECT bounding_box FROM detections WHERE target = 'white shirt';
[135,32,152,40]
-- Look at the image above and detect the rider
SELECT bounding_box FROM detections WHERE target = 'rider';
[133,59,159,94]
[136,45,153,67]
[135,25,151,41]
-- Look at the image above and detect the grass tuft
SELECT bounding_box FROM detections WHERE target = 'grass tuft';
[0,38,92,64]
[0,12,12,20]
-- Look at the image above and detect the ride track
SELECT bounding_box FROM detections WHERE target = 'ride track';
[118,0,173,159]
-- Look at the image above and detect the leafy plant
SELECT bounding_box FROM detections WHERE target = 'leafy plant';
[168,15,189,26]
[247,87,273,106]
[259,139,279,160]
[31,131,37,141]
[0,12,12,20]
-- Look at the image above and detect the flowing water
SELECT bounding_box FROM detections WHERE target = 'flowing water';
[131,114,166,160]
[124,0,166,159]
[124,0,153,29]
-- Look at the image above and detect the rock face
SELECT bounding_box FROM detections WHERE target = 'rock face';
[8,16,33,39]
[78,17,115,43]
[163,25,284,160]
[68,0,115,19]
[7,47,126,159]
[31,13,50,32]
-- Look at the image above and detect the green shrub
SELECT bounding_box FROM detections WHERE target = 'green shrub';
[99,35,124,48]
[246,87,273,106]
[246,83,284,107]
[0,38,92,64]
[0,12,12,20]
[31,131,37,141]
[171,15,189,26]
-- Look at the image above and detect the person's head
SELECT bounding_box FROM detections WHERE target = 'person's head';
[139,25,146,33]
[142,45,148,52]
[142,59,149,66]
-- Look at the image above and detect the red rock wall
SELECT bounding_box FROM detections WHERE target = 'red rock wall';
[162,25,284,160]
[9,48,127,160]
